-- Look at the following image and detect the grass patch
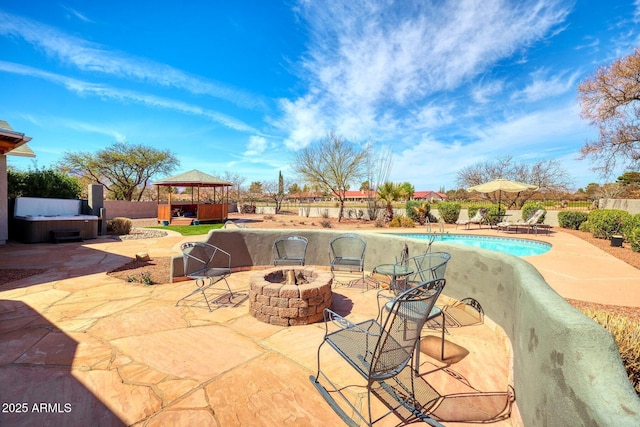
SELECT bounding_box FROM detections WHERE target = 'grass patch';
[148,223,224,236]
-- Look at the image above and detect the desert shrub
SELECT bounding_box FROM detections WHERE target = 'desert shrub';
[375,218,385,227]
[628,227,640,252]
[108,217,133,235]
[587,209,631,239]
[320,219,332,228]
[580,308,640,395]
[558,211,589,230]
[320,209,330,219]
[437,202,461,224]
[406,201,430,225]
[389,216,416,228]
[522,201,546,224]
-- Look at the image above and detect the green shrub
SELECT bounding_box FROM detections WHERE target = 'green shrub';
[628,227,640,252]
[389,216,416,228]
[623,214,640,241]
[587,209,631,239]
[580,308,640,395]
[437,202,461,224]
[558,211,589,230]
[108,217,133,235]
[579,220,591,233]
[522,201,546,224]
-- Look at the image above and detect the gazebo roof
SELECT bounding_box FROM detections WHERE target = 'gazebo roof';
[153,169,232,187]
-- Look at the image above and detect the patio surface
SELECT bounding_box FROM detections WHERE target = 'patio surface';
[0,226,638,426]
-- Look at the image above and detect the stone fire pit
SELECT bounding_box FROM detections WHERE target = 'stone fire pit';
[249,267,333,326]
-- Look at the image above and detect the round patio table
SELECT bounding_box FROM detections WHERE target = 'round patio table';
[373,264,414,294]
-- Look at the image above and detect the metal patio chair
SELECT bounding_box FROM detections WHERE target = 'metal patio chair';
[177,242,233,311]
[310,278,446,427]
[329,233,367,287]
[390,252,451,362]
[272,235,308,266]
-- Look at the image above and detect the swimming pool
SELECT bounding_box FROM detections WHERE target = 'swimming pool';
[394,233,552,257]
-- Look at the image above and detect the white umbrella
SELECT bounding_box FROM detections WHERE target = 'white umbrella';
[468,178,539,211]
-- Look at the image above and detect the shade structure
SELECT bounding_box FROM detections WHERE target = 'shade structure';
[468,179,538,210]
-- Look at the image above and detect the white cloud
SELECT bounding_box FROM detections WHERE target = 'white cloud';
[61,5,94,23]
[277,0,570,147]
[0,9,263,109]
[471,80,505,104]
[391,102,594,189]
[0,61,258,133]
[244,135,268,156]
[515,69,580,102]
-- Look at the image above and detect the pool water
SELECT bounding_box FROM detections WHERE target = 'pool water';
[394,234,551,257]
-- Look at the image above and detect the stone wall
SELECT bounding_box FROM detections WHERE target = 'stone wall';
[170,229,640,426]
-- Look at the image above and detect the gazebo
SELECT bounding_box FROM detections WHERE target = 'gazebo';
[153,169,232,225]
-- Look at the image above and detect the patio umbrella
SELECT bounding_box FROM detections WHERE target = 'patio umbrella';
[468,178,538,211]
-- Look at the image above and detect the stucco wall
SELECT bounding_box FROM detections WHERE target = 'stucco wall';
[103,200,158,219]
[171,229,640,426]
[600,198,640,214]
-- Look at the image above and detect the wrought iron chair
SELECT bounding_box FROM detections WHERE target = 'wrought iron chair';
[272,235,308,266]
[329,233,367,287]
[390,252,451,362]
[310,278,446,427]
[177,242,233,311]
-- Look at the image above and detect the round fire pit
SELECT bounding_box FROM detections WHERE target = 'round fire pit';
[249,267,333,326]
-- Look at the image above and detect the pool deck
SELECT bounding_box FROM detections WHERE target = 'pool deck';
[0,225,638,426]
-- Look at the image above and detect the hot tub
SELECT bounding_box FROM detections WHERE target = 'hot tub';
[11,197,99,243]
[12,215,99,243]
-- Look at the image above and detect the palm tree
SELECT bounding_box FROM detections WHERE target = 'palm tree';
[377,182,405,223]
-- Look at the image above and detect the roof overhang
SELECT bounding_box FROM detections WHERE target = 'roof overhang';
[0,128,33,156]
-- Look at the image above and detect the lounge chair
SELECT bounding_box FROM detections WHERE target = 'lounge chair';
[455,208,487,229]
[497,209,545,233]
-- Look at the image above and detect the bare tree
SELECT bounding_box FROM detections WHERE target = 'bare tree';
[363,143,393,221]
[263,173,289,214]
[293,132,367,221]
[222,171,246,202]
[456,156,573,208]
[578,48,640,175]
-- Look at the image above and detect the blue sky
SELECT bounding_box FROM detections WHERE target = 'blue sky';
[1,0,639,192]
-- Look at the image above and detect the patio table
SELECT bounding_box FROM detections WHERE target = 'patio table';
[373,263,414,294]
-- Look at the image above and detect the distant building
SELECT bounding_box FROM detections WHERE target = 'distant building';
[343,190,377,202]
[412,191,447,202]
[285,192,324,203]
